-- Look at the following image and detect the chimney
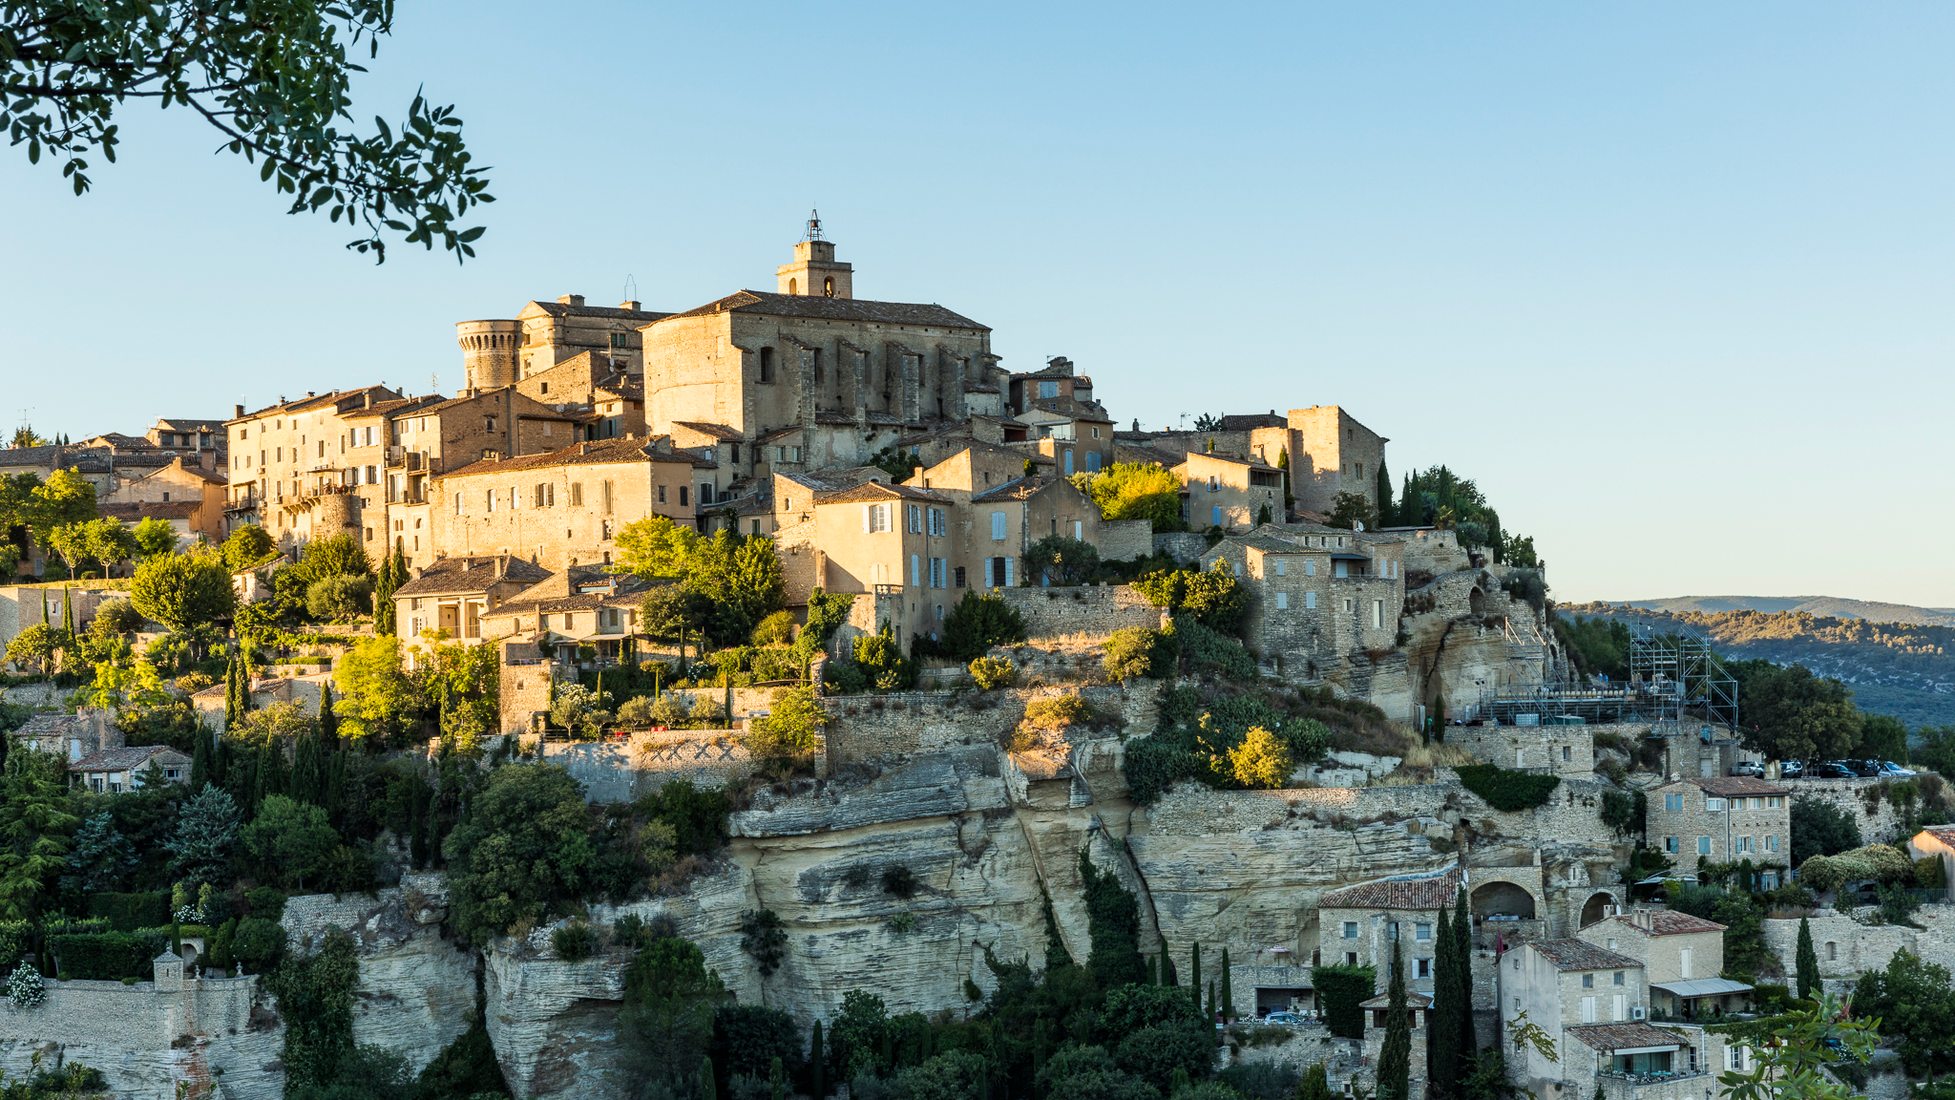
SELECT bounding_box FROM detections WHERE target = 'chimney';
[557,293,585,307]
[1632,909,1653,931]
[620,299,640,311]
[234,403,245,419]
[363,391,373,409]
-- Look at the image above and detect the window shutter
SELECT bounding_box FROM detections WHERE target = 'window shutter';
[863,505,871,533]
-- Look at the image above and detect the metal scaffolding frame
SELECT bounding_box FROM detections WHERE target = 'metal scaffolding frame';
[1628,633,1739,735]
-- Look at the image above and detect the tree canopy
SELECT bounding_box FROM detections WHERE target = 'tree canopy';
[615,518,785,647]
[1,0,493,261]
[129,548,235,636]
[1071,463,1185,531]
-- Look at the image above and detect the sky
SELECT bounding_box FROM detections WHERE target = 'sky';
[2,3,1950,607]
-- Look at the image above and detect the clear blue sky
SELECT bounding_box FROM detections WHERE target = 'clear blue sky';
[2,3,1949,606]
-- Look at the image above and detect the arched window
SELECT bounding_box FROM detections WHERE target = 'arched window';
[788,278,798,295]
[823,276,835,297]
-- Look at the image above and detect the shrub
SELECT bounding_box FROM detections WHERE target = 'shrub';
[650,691,691,728]
[6,964,44,1008]
[1227,725,1293,788]
[0,920,28,968]
[1172,619,1256,681]
[1025,536,1100,586]
[49,931,164,980]
[968,655,1016,690]
[748,687,827,769]
[941,592,1027,662]
[1454,764,1561,811]
[553,921,600,961]
[689,693,728,727]
[1312,964,1374,1039]
[617,695,657,728]
[852,628,915,692]
[304,573,373,621]
[1123,736,1203,804]
[85,891,170,931]
[750,610,797,647]
[1791,798,1862,867]
[881,865,919,899]
[1103,627,1165,683]
[739,909,787,978]
[231,917,286,972]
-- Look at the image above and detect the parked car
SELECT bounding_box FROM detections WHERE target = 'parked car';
[1805,762,1855,780]
[1261,1011,1304,1026]
[1845,760,1882,778]
[1778,760,1806,779]
[1729,761,1765,777]
[1875,761,1917,779]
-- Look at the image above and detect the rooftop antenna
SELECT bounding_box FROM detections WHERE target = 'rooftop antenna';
[624,273,639,303]
[806,208,824,242]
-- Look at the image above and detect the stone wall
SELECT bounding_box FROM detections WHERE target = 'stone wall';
[822,682,1161,766]
[1761,906,1955,994]
[994,584,1162,641]
[1099,519,1154,562]
[0,975,273,1100]
[1154,531,1210,564]
[0,582,126,652]
[538,727,757,800]
[500,655,554,736]
[1790,779,1918,845]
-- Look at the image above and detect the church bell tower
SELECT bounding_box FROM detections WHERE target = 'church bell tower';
[776,209,854,299]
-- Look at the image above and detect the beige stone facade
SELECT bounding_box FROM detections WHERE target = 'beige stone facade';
[1176,451,1284,532]
[1202,524,1407,679]
[1645,776,1789,878]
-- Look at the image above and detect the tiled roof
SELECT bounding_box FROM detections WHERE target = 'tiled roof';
[100,501,199,522]
[1359,991,1433,1009]
[1919,826,1955,849]
[1682,777,1789,797]
[440,436,706,478]
[523,299,669,321]
[671,422,745,441]
[342,396,443,420]
[1319,867,1460,911]
[1219,413,1286,430]
[12,714,92,737]
[1565,1023,1687,1052]
[659,289,987,330]
[817,481,951,506]
[155,418,224,432]
[394,555,553,598]
[1530,939,1641,971]
[1607,910,1726,936]
[70,745,189,773]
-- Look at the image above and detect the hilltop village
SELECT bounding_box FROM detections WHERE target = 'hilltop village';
[0,223,1950,1100]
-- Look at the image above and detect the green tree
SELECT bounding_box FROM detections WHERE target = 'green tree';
[619,934,726,1089]
[243,795,340,891]
[1428,905,1461,1100]
[166,782,240,887]
[332,636,416,741]
[1080,853,1145,987]
[941,590,1028,661]
[1297,1062,1333,1100]
[24,468,97,549]
[1218,945,1234,1023]
[372,546,407,635]
[130,516,179,559]
[1026,535,1100,586]
[1324,491,1374,530]
[129,549,236,640]
[1789,797,1862,867]
[1,0,493,261]
[1377,942,1411,1100]
[1071,463,1186,530]
[443,764,595,943]
[1451,888,1474,1063]
[748,687,827,770]
[0,748,78,920]
[221,524,275,570]
[1374,460,1394,527]
[1227,725,1293,788]
[62,809,136,893]
[1719,993,1876,1100]
[1728,661,1863,763]
[1850,948,1953,1076]
[4,621,61,675]
[1794,917,1818,1001]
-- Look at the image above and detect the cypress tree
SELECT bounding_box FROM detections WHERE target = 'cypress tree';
[1795,917,1819,1001]
[223,652,240,732]
[770,1056,785,1100]
[699,1056,716,1100]
[190,725,212,792]
[1298,1062,1333,1100]
[1219,946,1234,1023]
[1190,942,1202,1012]
[1452,888,1475,1060]
[318,683,338,741]
[808,1021,826,1099]
[1375,460,1394,527]
[1205,979,1217,1024]
[1148,954,1159,985]
[61,585,73,635]
[1428,907,1460,1100]
[1277,448,1294,514]
[1378,941,1411,1100]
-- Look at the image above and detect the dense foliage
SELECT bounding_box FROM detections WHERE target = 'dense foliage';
[1453,764,1560,812]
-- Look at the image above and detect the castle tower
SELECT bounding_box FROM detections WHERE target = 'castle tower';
[456,319,522,394]
[776,210,853,299]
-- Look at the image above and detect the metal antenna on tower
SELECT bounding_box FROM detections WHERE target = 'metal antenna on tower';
[624,274,639,303]
[806,208,823,241]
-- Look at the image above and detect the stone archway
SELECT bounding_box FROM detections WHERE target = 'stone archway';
[1468,587,1487,616]
[1471,881,1537,920]
[1579,890,1618,928]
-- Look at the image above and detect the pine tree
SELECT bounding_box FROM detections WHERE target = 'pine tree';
[1452,888,1474,1060]
[1795,917,1819,1001]
[809,1021,826,1099]
[1428,906,1460,1100]
[1378,941,1411,1100]
[1219,946,1234,1023]
[1190,942,1202,1012]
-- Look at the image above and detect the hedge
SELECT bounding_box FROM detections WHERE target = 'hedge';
[86,891,170,931]
[49,931,166,981]
[1313,963,1375,1039]
[1455,764,1561,812]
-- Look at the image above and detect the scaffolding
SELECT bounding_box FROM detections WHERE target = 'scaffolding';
[1628,633,1738,735]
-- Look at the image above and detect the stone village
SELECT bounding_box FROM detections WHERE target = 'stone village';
[0,219,1947,1100]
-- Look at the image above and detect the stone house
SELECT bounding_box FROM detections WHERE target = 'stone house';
[392,555,552,649]
[10,709,119,761]
[1245,406,1388,516]
[223,384,403,539]
[145,417,226,460]
[429,436,721,572]
[99,455,226,544]
[1201,524,1406,678]
[69,745,190,793]
[1575,909,1747,1020]
[1499,938,1721,1100]
[456,294,668,393]
[789,481,962,644]
[1645,777,1789,880]
[1360,988,1429,1097]
[1174,451,1284,532]
[478,567,653,666]
[1315,866,1460,999]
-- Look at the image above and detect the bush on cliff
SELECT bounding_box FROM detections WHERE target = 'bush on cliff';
[1453,764,1560,812]
[444,764,596,944]
[942,591,1027,662]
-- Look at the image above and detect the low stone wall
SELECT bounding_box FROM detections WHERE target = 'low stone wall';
[822,682,1161,766]
[659,685,784,720]
[1099,520,1154,562]
[1154,531,1210,564]
[1762,906,1955,992]
[0,582,126,653]
[994,584,1162,641]
[539,727,757,799]
[0,975,272,1100]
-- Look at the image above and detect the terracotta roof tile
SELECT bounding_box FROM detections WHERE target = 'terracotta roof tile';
[1320,867,1460,911]
[1530,939,1641,971]
[1565,1023,1688,1052]
[659,289,987,330]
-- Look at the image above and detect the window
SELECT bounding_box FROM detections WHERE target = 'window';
[1304,591,1317,610]
[1765,834,1778,853]
[1582,973,1594,989]
[759,347,776,383]
[602,480,614,514]
[1680,946,1694,978]
[928,507,947,536]
[1612,970,1625,986]
[1698,836,1712,856]
[867,504,892,533]
[1274,559,1286,577]
[1372,599,1384,629]
[907,504,922,533]
[991,511,1007,540]
[1581,996,1596,1024]
[679,486,689,507]
[485,490,496,513]
[929,557,947,588]
[1415,923,1432,941]
[1562,745,1573,762]
[1769,796,1784,809]
[1414,957,1432,979]
[1275,592,1289,610]
[1664,835,1678,853]
[1706,797,1726,812]
[1826,942,1837,961]
[1038,380,1059,399]
[570,483,583,506]
[610,331,630,349]
[1211,505,1222,526]
[1342,922,1358,939]
[700,484,714,505]
[1304,559,1317,576]
[658,484,667,504]
[822,276,835,297]
[1665,793,1684,812]
[909,554,921,586]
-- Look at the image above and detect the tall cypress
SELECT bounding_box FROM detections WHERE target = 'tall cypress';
[1377,941,1411,1100]
[1452,888,1475,1060]
[61,586,73,635]
[1219,946,1234,1024]
[223,652,241,732]
[1375,460,1394,527]
[1795,917,1818,1001]
[1428,907,1460,1100]
[1189,942,1202,1013]
[189,725,212,792]
[808,1021,826,1099]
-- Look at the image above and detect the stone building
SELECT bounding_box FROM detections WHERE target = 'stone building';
[1175,451,1284,532]
[1645,776,1789,880]
[1315,865,1459,998]
[429,436,722,572]
[1575,909,1748,1020]
[392,555,552,648]
[1201,523,1406,680]
[1907,826,1955,903]
[1247,406,1388,516]
[69,745,191,793]
[223,385,403,541]
[477,567,653,665]
[456,295,668,393]
[100,455,226,544]
[145,417,227,461]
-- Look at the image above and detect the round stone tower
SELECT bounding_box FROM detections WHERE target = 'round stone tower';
[456,319,521,393]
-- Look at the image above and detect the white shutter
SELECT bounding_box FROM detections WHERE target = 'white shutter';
[863,505,872,532]
[1004,558,1014,586]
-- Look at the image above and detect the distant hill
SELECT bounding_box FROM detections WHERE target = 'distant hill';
[1560,601,1955,729]
[1618,595,1955,629]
